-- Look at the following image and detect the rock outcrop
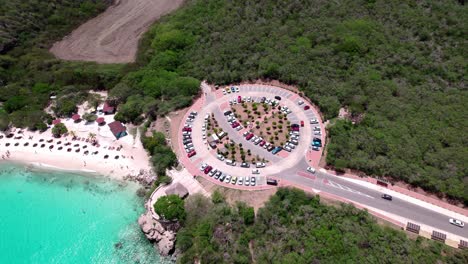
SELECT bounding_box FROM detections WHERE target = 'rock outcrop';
[138,211,177,256]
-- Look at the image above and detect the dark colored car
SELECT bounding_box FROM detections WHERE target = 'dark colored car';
[381,194,392,201]
[237,96,242,103]
[232,122,240,128]
[259,140,266,147]
[183,139,192,144]
[300,120,304,127]
[291,124,299,128]
[291,126,300,132]
[312,146,320,151]
[274,96,282,100]
[246,133,254,140]
[260,97,266,103]
[182,127,192,132]
[187,150,196,158]
[272,146,283,154]
[224,110,232,116]
[266,178,278,185]
[204,166,213,174]
[304,105,310,110]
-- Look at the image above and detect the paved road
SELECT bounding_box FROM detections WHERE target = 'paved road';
[279,158,468,238]
[189,83,468,240]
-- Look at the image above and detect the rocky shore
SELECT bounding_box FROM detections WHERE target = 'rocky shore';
[138,211,179,257]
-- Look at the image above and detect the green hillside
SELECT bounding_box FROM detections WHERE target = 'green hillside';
[121,0,467,203]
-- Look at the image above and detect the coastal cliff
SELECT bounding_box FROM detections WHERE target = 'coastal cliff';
[138,211,180,256]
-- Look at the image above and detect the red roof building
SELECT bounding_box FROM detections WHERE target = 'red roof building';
[72,114,81,122]
[52,119,61,125]
[103,102,115,115]
[108,121,127,139]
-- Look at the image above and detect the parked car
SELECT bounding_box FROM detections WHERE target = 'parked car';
[449,218,464,228]
[307,166,316,174]
[214,171,222,179]
[312,146,320,151]
[243,131,249,137]
[274,95,282,100]
[259,140,266,147]
[231,87,236,92]
[204,166,213,174]
[260,97,266,103]
[246,133,254,140]
[245,177,250,186]
[224,174,231,183]
[310,118,318,124]
[224,110,232,116]
[241,162,250,168]
[301,120,304,127]
[187,150,196,158]
[284,146,292,152]
[381,194,393,201]
[298,100,304,105]
[231,176,237,184]
[304,105,310,110]
[200,163,207,171]
[219,173,226,182]
[252,169,260,174]
[208,169,217,177]
[237,176,243,185]
[267,145,275,152]
[235,86,239,93]
[251,177,256,186]
[237,96,242,103]
[256,162,266,168]
[217,154,225,161]
[272,146,282,154]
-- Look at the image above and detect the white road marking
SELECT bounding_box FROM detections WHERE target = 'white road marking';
[327,180,374,199]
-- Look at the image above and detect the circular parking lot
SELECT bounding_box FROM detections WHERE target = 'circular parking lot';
[177,83,325,189]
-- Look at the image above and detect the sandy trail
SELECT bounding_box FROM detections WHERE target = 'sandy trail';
[50,0,184,64]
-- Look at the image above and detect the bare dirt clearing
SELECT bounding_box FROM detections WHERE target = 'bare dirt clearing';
[50,0,184,64]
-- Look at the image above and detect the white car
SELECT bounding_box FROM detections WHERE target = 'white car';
[449,218,465,227]
[307,166,316,174]
[252,169,260,174]
[235,87,239,93]
[298,100,304,105]
[200,163,207,171]
[237,177,243,185]
[217,154,225,161]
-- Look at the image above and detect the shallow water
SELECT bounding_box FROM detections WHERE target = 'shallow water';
[0,163,168,264]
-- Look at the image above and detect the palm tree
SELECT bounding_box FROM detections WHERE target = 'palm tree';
[88,132,96,141]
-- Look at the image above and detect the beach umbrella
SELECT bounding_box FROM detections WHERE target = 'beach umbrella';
[49,145,54,149]
[104,155,109,159]
[83,145,87,149]
[39,139,44,142]
[84,150,89,155]
[75,149,80,153]
[33,143,38,147]
[40,144,45,148]
[57,141,62,144]
[67,148,72,152]
[14,143,19,146]
[114,156,119,159]
[24,142,29,146]
[58,147,63,150]
[6,143,10,146]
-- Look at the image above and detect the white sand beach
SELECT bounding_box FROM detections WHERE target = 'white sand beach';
[0,115,153,181]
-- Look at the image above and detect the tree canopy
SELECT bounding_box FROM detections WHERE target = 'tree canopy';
[154,194,186,221]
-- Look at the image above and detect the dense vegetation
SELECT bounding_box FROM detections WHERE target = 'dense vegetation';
[177,188,468,263]
[141,131,178,176]
[135,0,467,203]
[154,194,186,221]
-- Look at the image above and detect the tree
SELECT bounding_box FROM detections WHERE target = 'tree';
[52,123,68,137]
[88,132,96,141]
[154,194,186,221]
[83,113,97,122]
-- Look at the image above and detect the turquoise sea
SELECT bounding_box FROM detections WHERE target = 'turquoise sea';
[0,163,167,264]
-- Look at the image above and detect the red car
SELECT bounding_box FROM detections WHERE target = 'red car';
[187,150,196,158]
[300,121,304,127]
[259,140,266,147]
[237,96,242,103]
[204,166,213,174]
[246,133,254,140]
[304,105,310,110]
[291,126,299,132]
[231,122,240,128]
[182,127,192,132]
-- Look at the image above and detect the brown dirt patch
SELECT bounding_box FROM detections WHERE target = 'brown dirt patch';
[197,176,277,212]
[50,0,185,63]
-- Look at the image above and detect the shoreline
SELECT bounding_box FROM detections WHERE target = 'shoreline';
[0,126,154,183]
